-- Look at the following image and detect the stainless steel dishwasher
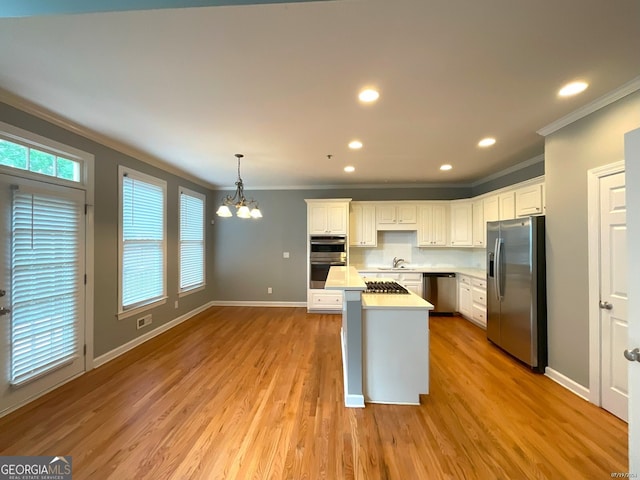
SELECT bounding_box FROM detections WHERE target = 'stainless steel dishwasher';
[423,273,457,315]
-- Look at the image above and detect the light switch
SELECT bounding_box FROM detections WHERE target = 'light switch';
[283,252,290,258]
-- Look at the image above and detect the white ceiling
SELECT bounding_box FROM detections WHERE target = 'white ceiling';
[1,0,639,189]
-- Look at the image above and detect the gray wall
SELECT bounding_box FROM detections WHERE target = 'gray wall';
[544,90,640,387]
[0,102,216,357]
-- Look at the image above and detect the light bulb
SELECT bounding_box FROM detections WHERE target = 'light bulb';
[250,208,263,219]
[237,205,251,218]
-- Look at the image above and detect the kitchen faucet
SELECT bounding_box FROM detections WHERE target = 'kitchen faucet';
[392,257,405,268]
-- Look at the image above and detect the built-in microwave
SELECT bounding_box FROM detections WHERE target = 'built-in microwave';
[309,235,347,289]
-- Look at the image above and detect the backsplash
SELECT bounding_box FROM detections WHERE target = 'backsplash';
[349,231,486,269]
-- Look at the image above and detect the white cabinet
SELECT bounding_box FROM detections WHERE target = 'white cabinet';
[498,192,515,220]
[398,272,423,297]
[470,277,487,328]
[483,195,500,223]
[449,201,473,247]
[307,200,349,234]
[308,290,343,311]
[417,203,448,246]
[376,204,417,230]
[350,203,377,246]
[472,199,485,247]
[516,184,544,217]
[457,275,472,318]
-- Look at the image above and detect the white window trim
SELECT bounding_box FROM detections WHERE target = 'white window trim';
[0,120,88,188]
[178,186,206,296]
[117,165,167,320]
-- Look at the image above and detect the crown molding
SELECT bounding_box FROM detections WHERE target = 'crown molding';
[0,88,215,190]
[537,75,640,137]
[471,154,544,188]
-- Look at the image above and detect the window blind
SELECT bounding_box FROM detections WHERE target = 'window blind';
[121,173,165,310]
[11,190,81,385]
[179,189,205,292]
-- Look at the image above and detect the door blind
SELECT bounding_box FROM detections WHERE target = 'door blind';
[122,174,165,309]
[11,190,82,386]
[179,189,205,292]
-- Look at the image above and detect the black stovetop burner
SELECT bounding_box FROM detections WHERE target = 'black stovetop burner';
[364,280,410,294]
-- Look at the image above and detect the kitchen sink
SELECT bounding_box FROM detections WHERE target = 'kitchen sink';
[377,267,416,271]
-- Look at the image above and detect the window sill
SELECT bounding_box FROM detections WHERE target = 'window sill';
[178,284,206,298]
[117,297,167,321]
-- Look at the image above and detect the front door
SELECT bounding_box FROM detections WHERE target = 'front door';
[0,173,86,416]
[599,171,628,421]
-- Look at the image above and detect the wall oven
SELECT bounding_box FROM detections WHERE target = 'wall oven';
[309,235,347,289]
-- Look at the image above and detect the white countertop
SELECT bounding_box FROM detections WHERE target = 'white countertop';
[356,266,486,280]
[325,266,367,291]
[362,290,433,310]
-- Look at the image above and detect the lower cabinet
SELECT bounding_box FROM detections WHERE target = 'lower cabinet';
[308,290,342,312]
[457,275,472,318]
[470,277,487,328]
[457,275,486,329]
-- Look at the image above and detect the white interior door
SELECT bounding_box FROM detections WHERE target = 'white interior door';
[625,128,640,474]
[0,173,86,416]
[599,171,628,421]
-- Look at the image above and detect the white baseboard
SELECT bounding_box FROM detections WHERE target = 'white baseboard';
[545,367,590,401]
[94,301,214,368]
[210,300,306,307]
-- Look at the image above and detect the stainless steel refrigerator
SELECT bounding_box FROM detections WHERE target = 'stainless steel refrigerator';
[486,216,547,372]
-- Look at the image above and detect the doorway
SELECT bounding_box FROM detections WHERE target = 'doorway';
[0,173,87,416]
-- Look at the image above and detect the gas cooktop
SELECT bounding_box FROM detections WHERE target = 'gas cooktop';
[364,281,410,294]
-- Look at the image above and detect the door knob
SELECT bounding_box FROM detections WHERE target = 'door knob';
[624,348,640,362]
[599,301,613,310]
[0,289,5,297]
[0,307,10,316]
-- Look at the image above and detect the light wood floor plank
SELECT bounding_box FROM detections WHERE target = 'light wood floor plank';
[0,307,628,479]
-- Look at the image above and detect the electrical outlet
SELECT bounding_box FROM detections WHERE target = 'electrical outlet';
[283,252,290,258]
[174,300,179,309]
[136,314,152,329]
[267,287,273,294]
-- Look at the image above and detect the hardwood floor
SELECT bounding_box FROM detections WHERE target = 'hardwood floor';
[0,307,628,479]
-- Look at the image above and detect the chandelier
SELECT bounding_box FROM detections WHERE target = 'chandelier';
[215,153,263,219]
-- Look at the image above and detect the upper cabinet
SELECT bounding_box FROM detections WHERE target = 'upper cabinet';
[418,203,448,246]
[449,201,473,247]
[376,203,417,230]
[515,184,544,217]
[350,203,377,246]
[306,199,350,235]
[483,195,499,223]
[472,199,485,247]
[498,191,515,220]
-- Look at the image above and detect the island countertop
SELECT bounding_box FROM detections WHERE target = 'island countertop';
[325,265,367,291]
[362,290,433,310]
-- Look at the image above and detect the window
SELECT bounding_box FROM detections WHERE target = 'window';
[119,167,166,317]
[0,137,81,182]
[179,188,206,293]
[10,186,85,385]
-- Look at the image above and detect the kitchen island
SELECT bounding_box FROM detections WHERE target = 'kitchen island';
[325,266,433,407]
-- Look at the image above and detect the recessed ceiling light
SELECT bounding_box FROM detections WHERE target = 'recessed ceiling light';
[558,81,589,97]
[344,166,355,173]
[478,137,496,147]
[358,88,379,103]
[348,140,363,149]
[440,164,452,171]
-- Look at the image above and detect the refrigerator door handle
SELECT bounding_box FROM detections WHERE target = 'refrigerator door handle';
[494,237,503,301]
